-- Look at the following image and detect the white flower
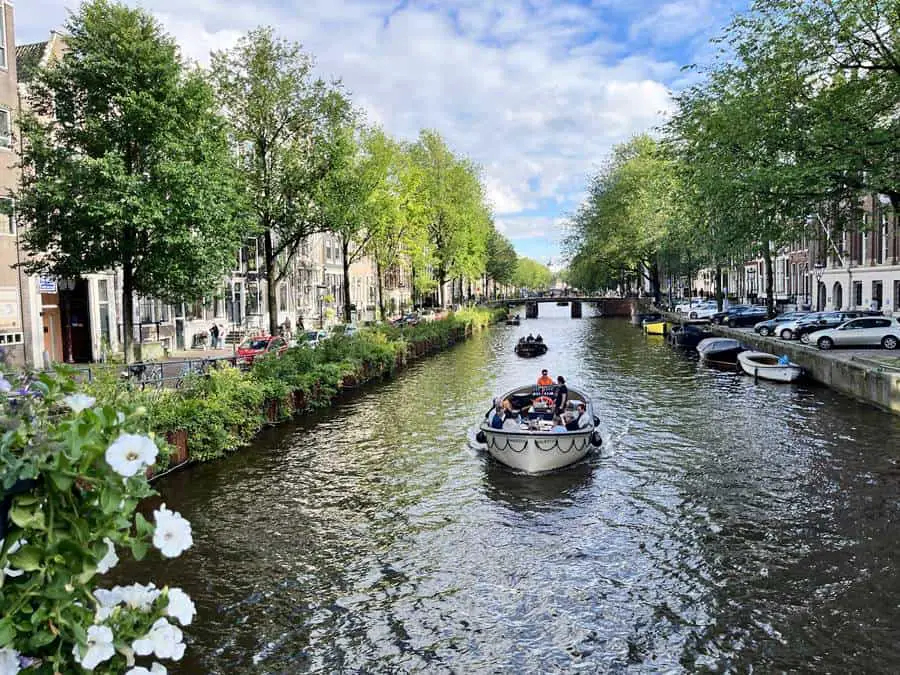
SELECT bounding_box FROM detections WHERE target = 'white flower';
[152,505,192,558]
[132,618,185,661]
[0,647,20,675]
[72,624,115,671]
[125,664,166,675]
[2,538,24,579]
[165,588,195,626]
[64,393,96,413]
[125,663,166,675]
[118,583,160,612]
[96,537,119,574]
[105,433,158,478]
[0,377,11,393]
[116,412,126,424]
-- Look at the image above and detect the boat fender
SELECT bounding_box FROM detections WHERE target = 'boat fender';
[590,430,603,447]
[475,430,487,444]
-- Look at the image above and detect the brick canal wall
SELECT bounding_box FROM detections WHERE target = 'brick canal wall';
[655,311,900,415]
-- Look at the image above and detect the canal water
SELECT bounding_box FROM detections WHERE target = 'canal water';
[138,305,900,673]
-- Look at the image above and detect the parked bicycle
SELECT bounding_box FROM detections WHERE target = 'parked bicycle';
[121,361,164,390]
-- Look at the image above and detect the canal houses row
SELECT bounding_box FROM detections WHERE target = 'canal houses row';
[672,201,900,316]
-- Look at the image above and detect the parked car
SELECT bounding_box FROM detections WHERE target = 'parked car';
[795,311,876,343]
[391,313,420,327]
[684,301,719,319]
[810,317,900,350]
[420,309,436,322]
[236,335,289,364]
[754,311,811,336]
[773,312,829,340]
[709,304,748,324]
[329,324,359,338]
[723,306,769,327]
[301,330,329,347]
[675,298,705,313]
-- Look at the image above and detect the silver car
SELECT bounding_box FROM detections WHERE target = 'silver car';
[810,317,900,350]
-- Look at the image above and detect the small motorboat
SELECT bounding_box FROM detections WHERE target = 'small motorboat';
[632,312,662,327]
[515,339,547,357]
[506,314,521,326]
[738,351,803,383]
[697,337,746,366]
[643,320,670,336]
[475,384,603,473]
[667,323,714,348]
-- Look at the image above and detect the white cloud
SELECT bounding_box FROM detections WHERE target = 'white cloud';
[14,0,741,256]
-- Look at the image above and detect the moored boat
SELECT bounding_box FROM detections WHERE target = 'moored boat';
[667,323,714,348]
[697,337,746,366]
[632,312,662,327]
[475,384,603,473]
[643,320,670,336]
[737,351,803,383]
[515,339,547,357]
[506,315,521,326]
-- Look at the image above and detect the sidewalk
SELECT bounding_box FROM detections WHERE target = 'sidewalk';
[163,347,237,362]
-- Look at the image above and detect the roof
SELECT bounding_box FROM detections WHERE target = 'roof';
[16,41,48,83]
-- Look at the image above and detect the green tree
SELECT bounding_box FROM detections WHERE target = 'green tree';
[485,229,518,297]
[512,257,552,290]
[211,27,351,337]
[410,130,492,306]
[19,0,247,362]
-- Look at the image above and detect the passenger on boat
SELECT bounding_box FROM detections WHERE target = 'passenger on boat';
[554,376,568,412]
[490,399,505,429]
[576,403,591,429]
[551,415,566,433]
[526,334,535,342]
[535,334,543,343]
[537,369,554,386]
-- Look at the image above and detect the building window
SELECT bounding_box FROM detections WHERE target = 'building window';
[0,197,13,234]
[853,280,863,307]
[0,8,6,70]
[279,283,287,312]
[0,109,9,150]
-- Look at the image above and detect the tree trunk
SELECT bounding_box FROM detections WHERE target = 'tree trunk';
[763,242,775,317]
[715,265,723,311]
[376,260,386,321]
[411,266,417,309]
[647,260,661,305]
[438,269,447,307]
[122,261,135,364]
[264,229,279,337]
[342,237,352,324]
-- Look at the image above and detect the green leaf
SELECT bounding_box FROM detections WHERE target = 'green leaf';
[48,470,74,491]
[9,545,44,572]
[0,619,15,646]
[27,629,57,650]
[134,512,152,537]
[130,539,148,561]
[9,503,46,531]
[99,485,121,515]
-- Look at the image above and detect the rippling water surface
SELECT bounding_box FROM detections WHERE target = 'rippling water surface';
[135,306,900,673]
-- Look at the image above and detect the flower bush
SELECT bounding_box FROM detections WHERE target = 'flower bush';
[0,369,195,674]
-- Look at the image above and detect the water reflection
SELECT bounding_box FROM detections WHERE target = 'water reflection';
[126,307,900,674]
[480,456,597,512]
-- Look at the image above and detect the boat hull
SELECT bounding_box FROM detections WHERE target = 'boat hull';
[515,342,548,357]
[481,427,594,473]
[738,351,803,382]
[643,321,669,335]
[697,337,745,364]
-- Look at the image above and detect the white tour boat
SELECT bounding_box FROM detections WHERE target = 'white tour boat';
[737,351,803,383]
[475,384,603,473]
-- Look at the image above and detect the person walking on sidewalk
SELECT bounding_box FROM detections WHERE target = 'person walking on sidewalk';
[209,323,220,349]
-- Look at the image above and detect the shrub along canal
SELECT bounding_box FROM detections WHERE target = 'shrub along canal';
[132,304,900,673]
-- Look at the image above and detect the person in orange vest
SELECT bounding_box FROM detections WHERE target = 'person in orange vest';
[537,369,553,386]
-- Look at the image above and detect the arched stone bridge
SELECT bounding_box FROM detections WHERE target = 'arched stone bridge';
[488,297,641,318]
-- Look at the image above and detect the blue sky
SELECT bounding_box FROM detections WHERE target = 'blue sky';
[16,0,747,267]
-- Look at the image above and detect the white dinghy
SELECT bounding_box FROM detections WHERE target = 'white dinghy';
[475,384,602,473]
[738,351,803,383]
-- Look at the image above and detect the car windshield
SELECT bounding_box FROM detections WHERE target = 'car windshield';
[242,338,270,350]
[303,331,320,341]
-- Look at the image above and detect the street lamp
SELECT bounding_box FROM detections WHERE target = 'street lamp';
[813,262,825,311]
[58,277,77,363]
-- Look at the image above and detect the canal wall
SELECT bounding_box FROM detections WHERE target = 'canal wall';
[654,310,900,415]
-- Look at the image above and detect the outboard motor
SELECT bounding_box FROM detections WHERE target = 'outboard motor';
[475,430,487,444]
[590,430,603,447]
